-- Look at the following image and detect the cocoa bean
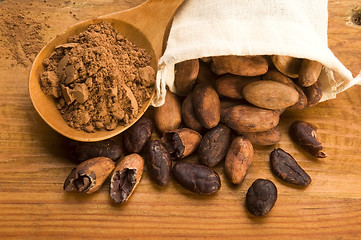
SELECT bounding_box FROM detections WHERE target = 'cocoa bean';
[221,104,279,133]
[215,74,259,99]
[298,59,323,87]
[198,124,231,167]
[175,59,199,95]
[144,140,172,186]
[172,162,221,194]
[304,79,322,107]
[224,137,254,184]
[246,179,277,216]
[271,55,302,78]
[162,128,202,160]
[242,80,299,110]
[192,83,220,129]
[123,117,153,154]
[154,90,182,133]
[241,127,281,146]
[270,148,311,186]
[182,93,203,132]
[211,55,268,76]
[289,120,327,158]
[109,153,144,204]
[67,139,123,164]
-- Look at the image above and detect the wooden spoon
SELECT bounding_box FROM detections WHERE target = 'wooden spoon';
[29,0,185,142]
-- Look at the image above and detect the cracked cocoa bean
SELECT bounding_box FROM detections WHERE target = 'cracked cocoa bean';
[123,117,153,154]
[198,124,231,167]
[144,140,172,186]
[162,128,202,160]
[270,148,311,186]
[172,162,221,194]
[64,157,115,194]
[67,139,123,164]
[246,179,277,216]
[109,153,144,204]
[290,120,327,158]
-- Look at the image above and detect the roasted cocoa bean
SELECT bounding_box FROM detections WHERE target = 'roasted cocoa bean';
[272,55,302,78]
[154,90,182,133]
[109,153,144,204]
[182,93,203,132]
[298,60,323,87]
[304,79,322,107]
[64,157,115,194]
[241,127,281,146]
[242,80,299,110]
[221,104,279,133]
[67,139,123,164]
[246,179,277,216]
[123,117,153,154]
[144,140,172,186]
[162,128,202,160]
[263,70,308,110]
[289,120,327,158]
[192,83,220,129]
[211,55,268,76]
[270,148,311,186]
[198,124,231,167]
[196,60,217,85]
[175,59,199,95]
[172,162,221,194]
[215,74,259,99]
[224,137,254,184]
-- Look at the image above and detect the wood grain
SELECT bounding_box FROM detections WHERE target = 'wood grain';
[0,0,361,239]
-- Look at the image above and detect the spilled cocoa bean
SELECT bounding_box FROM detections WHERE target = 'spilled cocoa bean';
[246,179,277,216]
[270,148,311,186]
[289,120,327,158]
[144,140,172,186]
[123,117,153,154]
[198,124,231,167]
[172,162,221,194]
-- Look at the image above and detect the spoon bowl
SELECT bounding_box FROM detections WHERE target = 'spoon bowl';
[29,0,184,142]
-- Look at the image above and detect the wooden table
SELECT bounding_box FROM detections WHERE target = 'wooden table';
[1,0,361,239]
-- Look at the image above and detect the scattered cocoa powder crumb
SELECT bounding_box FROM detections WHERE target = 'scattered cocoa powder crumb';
[0,1,44,66]
[39,22,155,133]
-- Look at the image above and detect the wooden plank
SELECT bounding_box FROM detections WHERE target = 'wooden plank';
[0,0,360,239]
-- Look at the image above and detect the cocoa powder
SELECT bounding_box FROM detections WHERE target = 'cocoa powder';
[39,22,155,132]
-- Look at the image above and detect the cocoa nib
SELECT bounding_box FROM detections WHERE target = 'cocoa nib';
[110,168,137,203]
[289,120,326,158]
[109,154,144,204]
[64,169,94,192]
[270,148,311,186]
[246,179,277,216]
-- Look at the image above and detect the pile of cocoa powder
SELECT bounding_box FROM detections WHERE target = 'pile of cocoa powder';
[39,22,155,132]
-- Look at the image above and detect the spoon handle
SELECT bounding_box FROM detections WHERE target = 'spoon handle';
[102,0,185,61]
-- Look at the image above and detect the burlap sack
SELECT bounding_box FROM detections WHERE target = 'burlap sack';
[153,0,361,107]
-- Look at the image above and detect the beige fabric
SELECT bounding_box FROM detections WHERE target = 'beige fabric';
[153,0,361,107]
